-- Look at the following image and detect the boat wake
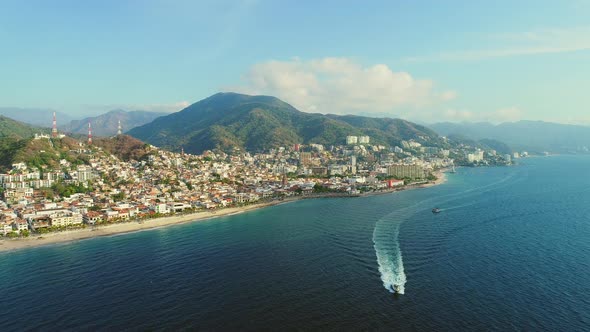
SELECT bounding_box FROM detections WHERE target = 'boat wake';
[373,217,406,294]
[372,169,523,295]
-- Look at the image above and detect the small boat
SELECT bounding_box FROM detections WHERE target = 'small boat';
[393,284,402,294]
[432,208,441,214]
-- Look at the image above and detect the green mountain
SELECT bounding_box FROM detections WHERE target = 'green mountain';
[0,115,45,139]
[62,109,166,137]
[128,92,443,153]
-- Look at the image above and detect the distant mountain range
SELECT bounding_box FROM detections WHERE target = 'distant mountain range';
[62,109,166,137]
[128,92,444,154]
[7,95,586,156]
[430,121,590,153]
[0,108,75,127]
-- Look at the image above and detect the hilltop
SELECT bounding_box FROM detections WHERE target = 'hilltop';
[0,134,152,172]
[128,92,443,153]
[0,115,45,139]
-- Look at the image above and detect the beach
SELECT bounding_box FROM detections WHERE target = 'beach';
[0,171,447,252]
[0,200,291,252]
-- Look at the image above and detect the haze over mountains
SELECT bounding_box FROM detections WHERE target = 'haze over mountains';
[127,92,444,154]
[2,93,590,155]
[0,108,74,127]
[62,110,166,137]
[0,108,166,137]
[430,121,590,153]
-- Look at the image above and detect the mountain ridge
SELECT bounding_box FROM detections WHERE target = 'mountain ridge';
[63,109,166,137]
[128,92,443,153]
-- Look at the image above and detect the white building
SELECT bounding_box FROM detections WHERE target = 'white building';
[346,136,358,145]
[358,136,370,144]
[153,203,169,214]
[467,150,484,162]
[76,165,95,182]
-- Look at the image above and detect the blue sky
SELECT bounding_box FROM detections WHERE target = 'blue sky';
[1,0,590,124]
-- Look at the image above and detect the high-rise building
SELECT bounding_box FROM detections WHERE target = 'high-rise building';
[358,136,370,144]
[386,164,425,179]
[117,120,122,135]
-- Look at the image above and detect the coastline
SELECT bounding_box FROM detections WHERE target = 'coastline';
[0,200,292,253]
[0,171,448,253]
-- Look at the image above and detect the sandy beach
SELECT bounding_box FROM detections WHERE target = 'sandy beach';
[0,170,448,253]
[0,200,292,252]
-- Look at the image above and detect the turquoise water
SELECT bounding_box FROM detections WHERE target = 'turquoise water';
[1,156,589,330]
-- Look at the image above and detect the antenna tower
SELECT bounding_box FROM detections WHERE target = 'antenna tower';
[52,112,58,138]
[88,122,92,145]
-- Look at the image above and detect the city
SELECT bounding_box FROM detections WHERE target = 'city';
[0,121,514,239]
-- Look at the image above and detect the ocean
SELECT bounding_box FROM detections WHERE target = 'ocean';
[1,155,589,331]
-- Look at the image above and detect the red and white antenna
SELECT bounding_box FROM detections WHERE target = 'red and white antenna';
[88,122,92,145]
[52,112,58,138]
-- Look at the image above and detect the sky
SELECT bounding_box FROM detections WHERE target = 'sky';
[1,0,590,124]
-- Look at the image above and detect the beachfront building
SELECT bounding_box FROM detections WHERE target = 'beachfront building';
[152,203,169,214]
[387,179,405,187]
[83,211,104,224]
[1,221,13,235]
[49,212,83,227]
[14,219,29,233]
[386,164,425,179]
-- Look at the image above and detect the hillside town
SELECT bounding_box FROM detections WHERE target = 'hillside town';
[0,127,514,238]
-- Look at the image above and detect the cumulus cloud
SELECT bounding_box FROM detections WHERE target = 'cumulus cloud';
[230,57,455,116]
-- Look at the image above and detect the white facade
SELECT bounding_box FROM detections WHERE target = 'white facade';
[346,136,358,145]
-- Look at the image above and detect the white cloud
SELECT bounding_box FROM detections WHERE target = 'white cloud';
[441,107,525,123]
[405,26,590,62]
[230,57,455,116]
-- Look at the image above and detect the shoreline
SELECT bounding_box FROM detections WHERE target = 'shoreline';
[0,171,448,253]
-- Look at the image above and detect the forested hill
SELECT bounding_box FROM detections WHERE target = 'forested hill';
[128,92,443,154]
